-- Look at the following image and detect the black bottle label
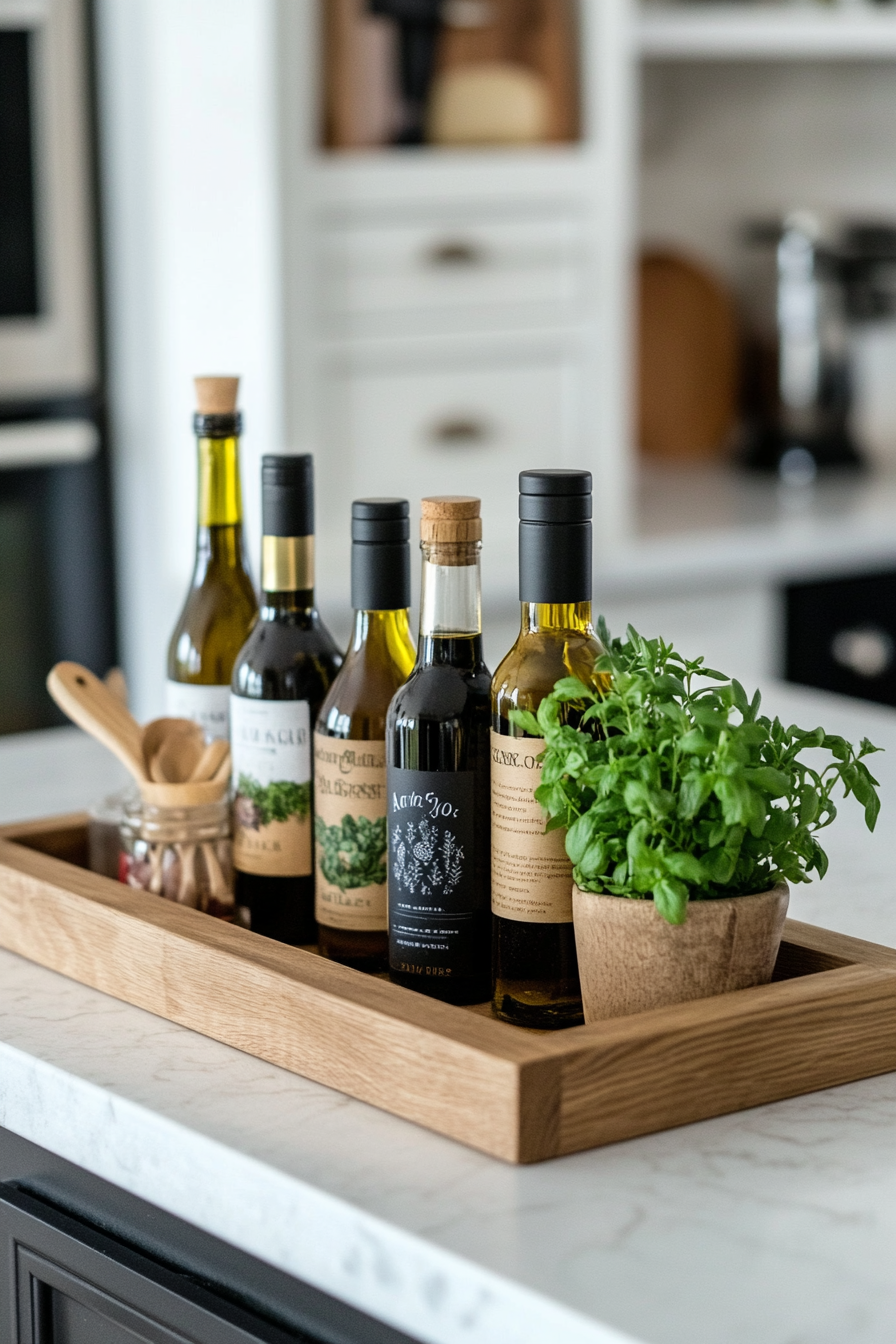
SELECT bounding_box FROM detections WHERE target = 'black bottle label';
[387,767,482,978]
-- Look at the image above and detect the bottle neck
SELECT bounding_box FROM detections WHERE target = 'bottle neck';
[198,436,242,528]
[350,607,412,655]
[417,541,482,667]
[520,601,594,637]
[260,589,315,621]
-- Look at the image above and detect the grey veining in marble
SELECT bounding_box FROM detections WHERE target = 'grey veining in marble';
[0,685,894,1344]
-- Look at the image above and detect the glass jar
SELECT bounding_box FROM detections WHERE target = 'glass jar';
[88,787,137,880]
[119,796,236,921]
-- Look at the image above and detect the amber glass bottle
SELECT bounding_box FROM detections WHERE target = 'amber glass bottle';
[166,377,257,741]
[230,455,341,944]
[314,499,415,972]
[491,470,606,1029]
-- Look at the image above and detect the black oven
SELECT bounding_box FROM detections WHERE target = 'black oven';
[0,0,117,734]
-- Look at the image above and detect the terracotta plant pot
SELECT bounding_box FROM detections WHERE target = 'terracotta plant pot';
[572,882,790,1022]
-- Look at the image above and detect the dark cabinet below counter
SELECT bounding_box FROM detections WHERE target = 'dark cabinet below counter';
[0,1128,416,1344]
[785,568,896,708]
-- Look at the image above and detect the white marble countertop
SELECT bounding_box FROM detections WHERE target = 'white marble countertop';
[1,684,896,1344]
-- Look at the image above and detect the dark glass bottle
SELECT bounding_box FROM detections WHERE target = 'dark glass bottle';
[386,496,492,1005]
[314,499,415,973]
[491,470,606,1029]
[166,377,258,741]
[230,455,341,944]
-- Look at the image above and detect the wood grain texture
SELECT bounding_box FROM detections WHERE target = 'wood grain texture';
[638,249,739,462]
[2,820,896,1163]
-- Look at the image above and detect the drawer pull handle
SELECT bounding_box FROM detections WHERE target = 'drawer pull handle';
[426,239,485,268]
[831,625,894,679]
[429,417,491,446]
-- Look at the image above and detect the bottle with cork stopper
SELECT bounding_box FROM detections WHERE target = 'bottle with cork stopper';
[166,376,258,741]
[385,496,492,1004]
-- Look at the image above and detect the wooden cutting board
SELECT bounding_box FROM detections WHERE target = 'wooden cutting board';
[638,248,740,462]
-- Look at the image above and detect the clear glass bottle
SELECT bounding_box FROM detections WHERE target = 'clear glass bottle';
[166,377,258,742]
[315,499,415,972]
[386,497,492,1004]
[230,455,342,945]
[491,470,607,1029]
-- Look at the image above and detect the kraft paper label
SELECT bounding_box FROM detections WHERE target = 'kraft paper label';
[231,697,312,876]
[313,734,388,931]
[490,729,573,924]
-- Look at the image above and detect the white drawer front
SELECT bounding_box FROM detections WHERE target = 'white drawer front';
[319,357,582,527]
[317,213,588,337]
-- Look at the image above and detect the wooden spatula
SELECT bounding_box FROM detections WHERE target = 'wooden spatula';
[47,662,147,784]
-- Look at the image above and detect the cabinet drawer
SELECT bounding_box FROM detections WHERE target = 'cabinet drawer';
[317,212,588,338]
[320,356,581,518]
[785,568,896,707]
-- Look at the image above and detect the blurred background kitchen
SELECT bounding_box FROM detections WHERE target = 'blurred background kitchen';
[5,0,896,736]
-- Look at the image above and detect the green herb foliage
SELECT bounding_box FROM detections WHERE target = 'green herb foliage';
[237,775,311,825]
[511,621,882,926]
[315,815,388,890]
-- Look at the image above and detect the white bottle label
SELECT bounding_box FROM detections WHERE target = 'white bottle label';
[165,680,231,741]
[230,696,312,877]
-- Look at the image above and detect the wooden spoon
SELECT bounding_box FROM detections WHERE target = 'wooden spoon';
[47,662,147,783]
[188,738,230,784]
[152,733,205,785]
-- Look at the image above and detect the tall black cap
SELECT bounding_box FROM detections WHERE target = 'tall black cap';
[351,498,410,610]
[519,468,592,603]
[262,454,313,537]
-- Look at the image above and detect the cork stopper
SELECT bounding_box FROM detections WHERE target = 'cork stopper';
[420,496,482,545]
[194,376,239,415]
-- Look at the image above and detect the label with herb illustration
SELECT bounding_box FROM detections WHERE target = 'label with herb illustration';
[387,768,478,975]
[230,697,312,876]
[313,734,388,931]
[490,730,573,923]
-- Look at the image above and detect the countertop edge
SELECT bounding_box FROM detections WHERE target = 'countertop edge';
[0,1039,640,1344]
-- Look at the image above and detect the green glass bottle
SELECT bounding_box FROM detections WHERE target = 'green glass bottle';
[491,470,606,1029]
[315,499,415,972]
[166,377,257,741]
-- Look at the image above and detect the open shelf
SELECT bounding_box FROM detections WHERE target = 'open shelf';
[637,4,896,59]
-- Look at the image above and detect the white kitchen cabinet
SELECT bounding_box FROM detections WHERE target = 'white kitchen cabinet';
[317,344,583,528]
[95,0,896,718]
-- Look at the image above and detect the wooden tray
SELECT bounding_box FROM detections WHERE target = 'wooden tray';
[2,814,896,1164]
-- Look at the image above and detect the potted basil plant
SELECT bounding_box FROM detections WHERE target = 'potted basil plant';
[511,622,883,1022]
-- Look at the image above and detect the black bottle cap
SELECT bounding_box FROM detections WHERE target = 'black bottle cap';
[262,454,313,537]
[519,468,592,603]
[194,411,242,438]
[519,469,592,523]
[351,498,411,611]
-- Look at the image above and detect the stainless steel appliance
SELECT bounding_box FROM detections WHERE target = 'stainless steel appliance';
[0,0,115,733]
[744,212,896,480]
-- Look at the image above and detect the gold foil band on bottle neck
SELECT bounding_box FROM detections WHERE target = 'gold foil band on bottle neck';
[261,535,314,592]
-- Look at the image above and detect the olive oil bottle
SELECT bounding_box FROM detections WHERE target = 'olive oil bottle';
[491,470,605,1029]
[230,455,341,944]
[386,497,491,1004]
[314,499,415,972]
[166,377,258,741]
